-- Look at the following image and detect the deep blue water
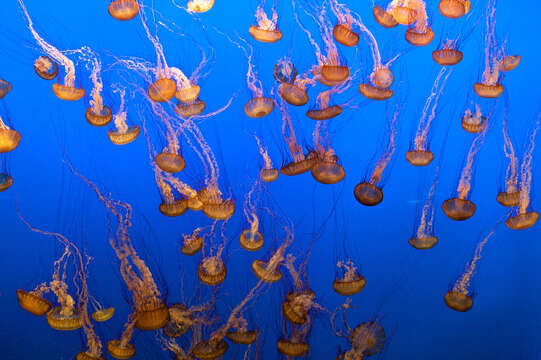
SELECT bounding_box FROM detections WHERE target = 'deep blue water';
[0,0,540,359]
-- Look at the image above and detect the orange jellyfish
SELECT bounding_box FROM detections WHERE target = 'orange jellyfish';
[355,104,401,206]
[18,0,85,101]
[329,0,360,47]
[240,179,264,252]
[506,115,540,230]
[225,314,259,345]
[461,104,488,133]
[385,0,434,45]
[445,224,500,312]
[0,113,21,154]
[108,86,140,145]
[410,166,440,250]
[498,55,521,72]
[497,106,520,207]
[311,122,345,185]
[249,3,282,43]
[278,61,315,107]
[108,0,140,21]
[433,39,464,66]
[274,57,298,84]
[0,168,13,192]
[34,56,59,80]
[438,0,471,18]
[0,78,12,99]
[252,226,294,283]
[373,4,398,28]
[306,88,344,121]
[442,127,487,221]
[180,229,204,255]
[333,260,366,296]
[407,67,453,166]
[198,255,227,286]
[187,0,215,13]
[254,135,279,182]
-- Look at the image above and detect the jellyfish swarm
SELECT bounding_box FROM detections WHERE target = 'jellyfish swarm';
[0,79,12,99]
[439,0,471,18]
[407,67,452,166]
[461,104,487,133]
[506,115,540,230]
[187,0,215,13]
[34,56,59,80]
[249,5,282,43]
[410,166,440,250]
[433,39,463,66]
[442,128,486,221]
[108,0,140,21]
[333,260,366,296]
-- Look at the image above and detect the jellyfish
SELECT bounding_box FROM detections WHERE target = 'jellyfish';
[306,88,344,121]
[282,256,319,325]
[0,114,21,154]
[384,0,434,46]
[442,127,487,221]
[311,122,346,185]
[224,313,259,345]
[254,135,279,182]
[498,55,521,72]
[181,228,204,255]
[163,304,193,338]
[0,78,12,99]
[90,299,115,323]
[497,106,520,207]
[249,2,282,43]
[0,172,14,192]
[107,86,140,145]
[108,0,140,21]
[157,179,189,217]
[240,179,265,252]
[355,104,401,206]
[198,255,227,286]
[278,61,316,106]
[187,0,215,13]
[16,211,104,360]
[506,114,540,230]
[333,260,366,296]
[274,57,298,84]
[410,166,440,250]
[461,104,488,133]
[329,0,360,47]
[438,0,471,18]
[252,226,294,283]
[407,67,452,166]
[34,56,59,80]
[373,4,398,28]
[18,0,85,101]
[433,39,464,66]
[445,223,500,312]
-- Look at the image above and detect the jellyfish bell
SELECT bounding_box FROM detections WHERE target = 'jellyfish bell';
[406,150,434,166]
[249,25,283,43]
[86,106,113,127]
[0,173,13,192]
[373,68,394,89]
[226,330,258,345]
[176,84,201,104]
[187,0,215,13]
[311,155,345,184]
[499,55,521,72]
[333,274,366,296]
[314,66,346,87]
[180,234,203,255]
[34,56,58,80]
[188,191,204,211]
[405,28,435,47]
[359,83,393,100]
[252,259,282,282]
[409,236,438,250]
[320,64,350,83]
[107,339,136,360]
[155,152,186,173]
[260,167,279,182]
[164,303,192,338]
[135,301,169,330]
[0,128,21,153]
[432,48,463,66]
[277,339,309,357]
[373,5,398,28]
[474,83,504,98]
[240,230,264,251]
[108,125,140,145]
[76,352,106,360]
[52,83,85,101]
[444,291,473,312]
[438,0,471,18]
[147,78,176,102]
[0,79,12,99]
[46,306,83,331]
[274,60,297,84]
[306,105,342,121]
[198,256,227,286]
[351,321,385,356]
[244,97,274,118]
[392,6,417,25]
[202,198,235,220]
[192,339,228,360]
[175,100,206,118]
[92,307,114,322]
[281,151,317,176]
[442,198,476,220]
[282,290,314,324]
[159,198,189,217]
[108,0,140,21]
[496,190,520,207]
[16,289,51,316]
[333,24,360,47]
[279,83,308,106]
[505,211,539,230]
[462,114,487,134]
[354,182,383,206]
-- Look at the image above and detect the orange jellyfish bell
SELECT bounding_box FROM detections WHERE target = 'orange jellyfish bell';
[164,303,192,338]
[249,25,283,43]
[76,352,105,360]
[405,28,434,46]
[108,0,140,21]
[159,198,189,217]
[192,339,228,360]
[16,289,51,316]
[392,6,417,25]
[320,65,350,83]
[148,78,176,102]
[279,83,308,106]
[462,115,487,134]
[108,125,140,145]
[0,173,13,192]
[499,55,521,72]
[432,49,463,65]
[373,5,398,28]
[34,56,59,80]
[92,307,115,322]
[506,211,539,230]
[135,301,169,330]
[155,152,186,173]
[0,128,21,153]
[311,156,345,184]
[53,83,85,101]
[354,182,383,206]
[277,340,309,358]
[281,152,317,176]
[496,190,520,207]
[260,167,279,182]
[187,0,215,13]
[438,0,470,18]
[202,197,235,220]
[198,257,227,286]
[333,24,360,47]
[107,339,136,359]
[240,230,264,251]
[406,150,434,166]
[333,275,366,296]
[226,330,258,345]
[409,236,438,250]
[282,290,314,324]
[252,259,282,282]
[176,84,201,103]
[0,79,12,99]
[181,235,203,255]
[442,198,476,220]
[444,291,473,312]
[244,97,274,118]
[474,83,504,98]
[359,83,393,100]
[306,105,342,121]
[175,100,206,118]
[46,306,83,331]
[86,106,113,127]
[374,68,394,89]
[351,321,385,356]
